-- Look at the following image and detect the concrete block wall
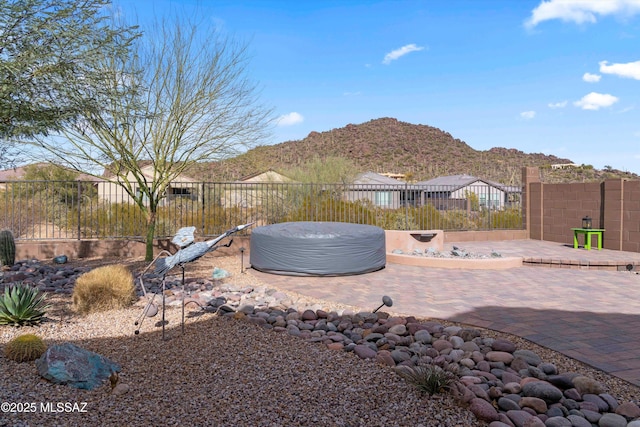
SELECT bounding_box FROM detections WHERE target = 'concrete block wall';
[524,167,640,253]
[623,180,640,253]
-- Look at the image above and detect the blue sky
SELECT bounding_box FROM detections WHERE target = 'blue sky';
[116,0,640,174]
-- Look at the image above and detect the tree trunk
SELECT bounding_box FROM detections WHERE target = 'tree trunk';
[145,211,157,262]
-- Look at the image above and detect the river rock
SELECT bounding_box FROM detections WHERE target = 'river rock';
[598,413,628,427]
[521,381,562,403]
[571,375,604,395]
[565,415,592,427]
[469,397,500,422]
[544,416,572,427]
[519,396,547,414]
[616,401,640,419]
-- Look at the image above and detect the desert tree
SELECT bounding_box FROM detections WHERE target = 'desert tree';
[30,12,272,261]
[0,0,139,168]
[284,155,357,184]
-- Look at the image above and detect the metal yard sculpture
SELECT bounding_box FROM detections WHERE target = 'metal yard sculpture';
[134,222,254,339]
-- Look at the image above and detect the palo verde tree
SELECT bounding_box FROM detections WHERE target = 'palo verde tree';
[0,0,139,168]
[30,13,272,261]
[284,155,357,184]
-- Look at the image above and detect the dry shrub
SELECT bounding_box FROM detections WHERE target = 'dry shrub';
[72,265,136,315]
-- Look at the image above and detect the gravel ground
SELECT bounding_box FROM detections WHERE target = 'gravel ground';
[1,255,639,427]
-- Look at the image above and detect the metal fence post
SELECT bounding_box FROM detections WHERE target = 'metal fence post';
[77,181,81,240]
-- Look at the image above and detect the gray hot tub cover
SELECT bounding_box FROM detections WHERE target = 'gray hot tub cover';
[250,222,386,276]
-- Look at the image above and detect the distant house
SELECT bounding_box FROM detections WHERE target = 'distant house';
[0,166,28,182]
[414,174,519,210]
[98,163,198,206]
[0,163,94,190]
[344,172,408,208]
[551,163,578,170]
[238,169,293,183]
[0,165,28,191]
[341,172,522,210]
[220,169,294,208]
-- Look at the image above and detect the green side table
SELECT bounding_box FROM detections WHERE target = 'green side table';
[571,228,605,250]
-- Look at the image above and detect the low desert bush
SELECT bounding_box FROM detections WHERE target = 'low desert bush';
[395,364,457,395]
[4,334,47,362]
[72,265,136,315]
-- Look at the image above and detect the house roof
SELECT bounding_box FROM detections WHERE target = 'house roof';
[239,169,293,183]
[353,171,406,185]
[415,174,517,192]
[0,163,96,181]
[0,166,29,181]
[415,174,479,187]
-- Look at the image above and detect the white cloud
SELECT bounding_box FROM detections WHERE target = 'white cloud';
[573,92,619,110]
[548,100,568,108]
[276,112,304,126]
[582,72,601,83]
[525,0,640,29]
[520,111,536,119]
[599,60,640,80]
[382,44,425,65]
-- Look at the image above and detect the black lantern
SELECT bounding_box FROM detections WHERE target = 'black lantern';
[582,215,592,229]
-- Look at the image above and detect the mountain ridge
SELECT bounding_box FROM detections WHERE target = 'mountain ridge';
[196,117,638,184]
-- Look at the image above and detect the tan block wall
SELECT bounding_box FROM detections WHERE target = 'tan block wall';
[16,236,252,262]
[444,230,527,243]
[623,180,640,253]
[524,167,640,253]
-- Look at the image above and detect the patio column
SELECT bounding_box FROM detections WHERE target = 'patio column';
[522,167,541,240]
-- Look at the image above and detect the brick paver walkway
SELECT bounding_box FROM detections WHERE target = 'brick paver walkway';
[249,240,640,387]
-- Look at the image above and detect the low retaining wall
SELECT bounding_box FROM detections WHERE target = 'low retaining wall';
[17,239,147,261]
[443,229,528,243]
[386,252,523,270]
[16,236,251,262]
[385,229,523,270]
[385,229,444,252]
[16,230,526,269]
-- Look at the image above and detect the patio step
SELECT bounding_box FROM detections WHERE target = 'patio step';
[523,257,640,271]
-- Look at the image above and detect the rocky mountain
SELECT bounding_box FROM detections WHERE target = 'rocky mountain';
[194,117,638,185]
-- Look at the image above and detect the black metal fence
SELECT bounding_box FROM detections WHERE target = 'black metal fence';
[0,180,523,240]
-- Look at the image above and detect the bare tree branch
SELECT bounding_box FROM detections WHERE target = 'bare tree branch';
[28,11,273,260]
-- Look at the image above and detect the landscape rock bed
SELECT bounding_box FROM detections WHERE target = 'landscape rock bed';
[391,246,504,259]
[239,307,640,427]
[1,258,640,426]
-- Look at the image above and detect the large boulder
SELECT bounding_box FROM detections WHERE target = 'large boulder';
[35,343,120,390]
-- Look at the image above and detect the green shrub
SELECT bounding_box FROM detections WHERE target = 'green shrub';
[378,210,419,230]
[4,334,47,362]
[410,205,445,230]
[0,229,16,267]
[69,202,147,238]
[72,265,136,315]
[285,194,377,225]
[490,207,523,229]
[395,364,457,395]
[0,284,49,326]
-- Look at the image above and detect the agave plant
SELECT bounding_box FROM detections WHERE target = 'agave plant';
[0,283,50,326]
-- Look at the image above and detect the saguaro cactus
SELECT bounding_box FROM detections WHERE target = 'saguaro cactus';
[0,229,16,267]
